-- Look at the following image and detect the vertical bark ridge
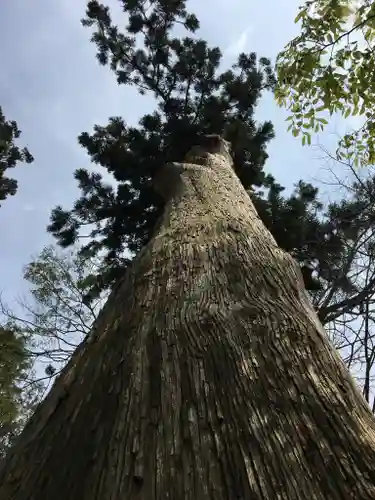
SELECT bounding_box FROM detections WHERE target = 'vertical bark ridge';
[1,137,375,498]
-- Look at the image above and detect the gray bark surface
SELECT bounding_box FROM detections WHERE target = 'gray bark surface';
[1,136,375,499]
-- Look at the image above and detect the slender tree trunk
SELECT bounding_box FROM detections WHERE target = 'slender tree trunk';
[2,136,375,499]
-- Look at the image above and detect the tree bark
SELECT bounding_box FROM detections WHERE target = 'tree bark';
[2,135,375,499]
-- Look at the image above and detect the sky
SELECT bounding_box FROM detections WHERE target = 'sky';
[0,0,356,308]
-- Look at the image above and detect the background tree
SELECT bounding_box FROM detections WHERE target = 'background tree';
[1,245,105,381]
[276,0,375,166]
[310,155,375,409]
[0,106,33,205]
[247,155,375,407]
[0,246,104,457]
[0,326,41,458]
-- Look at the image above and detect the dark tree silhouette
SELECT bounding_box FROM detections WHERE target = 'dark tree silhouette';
[0,106,33,206]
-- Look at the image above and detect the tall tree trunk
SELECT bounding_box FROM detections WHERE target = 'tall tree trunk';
[2,136,375,499]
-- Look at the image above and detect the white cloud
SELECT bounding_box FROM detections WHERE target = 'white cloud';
[22,204,35,212]
[224,26,253,57]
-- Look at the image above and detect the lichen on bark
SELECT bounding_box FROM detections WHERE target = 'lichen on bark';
[1,135,375,499]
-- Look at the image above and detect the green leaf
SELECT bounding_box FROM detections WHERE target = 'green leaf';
[294,8,307,23]
[292,128,300,137]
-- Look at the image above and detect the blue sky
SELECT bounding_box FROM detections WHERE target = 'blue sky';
[0,0,352,306]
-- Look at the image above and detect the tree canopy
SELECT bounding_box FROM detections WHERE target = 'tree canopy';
[276,0,375,165]
[47,0,276,300]
[0,106,33,206]
[46,0,368,309]
[0,245,104,458]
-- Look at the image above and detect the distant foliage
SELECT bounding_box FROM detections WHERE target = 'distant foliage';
[276,1,375,165]
[0,106,33,205]
[0,326,41,458]
[0,245,105,457]
[1,245,105,379]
